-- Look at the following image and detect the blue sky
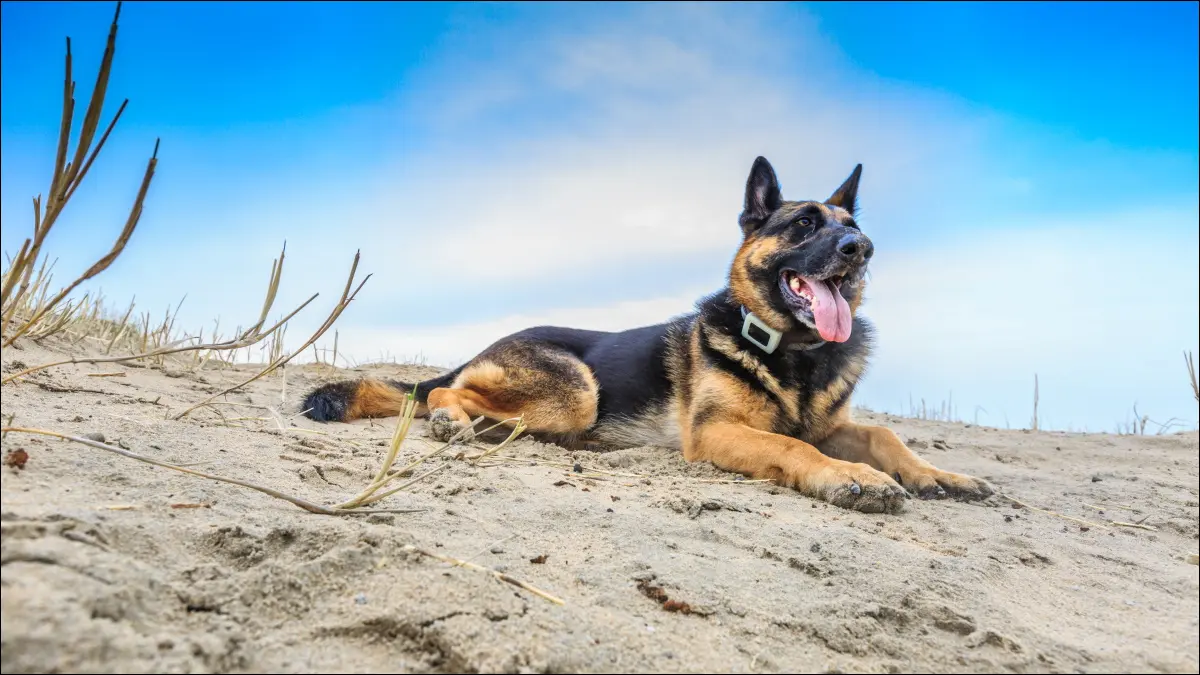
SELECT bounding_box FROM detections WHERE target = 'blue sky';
[2,1,1197,432]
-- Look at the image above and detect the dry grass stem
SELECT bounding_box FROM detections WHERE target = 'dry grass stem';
[402,544,564,605]
[338,405,486,510]
[1030,373,1039,432]
[1110,521,1158,531]
[1,2,162,347]
[1187,351,1198,403]
[1001,494,1107,530]
[1,243,322,385]
[1,427,424,516]
[172,251,370,419]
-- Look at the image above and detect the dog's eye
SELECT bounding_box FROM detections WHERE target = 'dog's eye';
[797,217,813,227]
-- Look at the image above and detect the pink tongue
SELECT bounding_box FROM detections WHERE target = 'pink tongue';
[804,277,853,342]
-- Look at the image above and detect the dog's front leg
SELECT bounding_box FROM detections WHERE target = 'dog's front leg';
[686,422,908,513]
[818,422,994,501]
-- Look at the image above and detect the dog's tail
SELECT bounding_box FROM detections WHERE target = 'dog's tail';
[301,366,464,423]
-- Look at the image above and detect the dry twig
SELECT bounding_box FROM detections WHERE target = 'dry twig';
[403,544,564,605]
[1,2,159,346]
[172,251,370,419]
[0,427,423,517]
[2,243,320,385]
[1000,494,1108,530]
[1187,351,1198,404]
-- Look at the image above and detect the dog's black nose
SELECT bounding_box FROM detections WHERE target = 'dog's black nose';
[837,233,873,261]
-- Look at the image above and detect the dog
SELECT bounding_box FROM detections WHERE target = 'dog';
[302,157,994,513]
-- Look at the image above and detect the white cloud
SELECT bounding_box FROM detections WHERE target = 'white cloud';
[334,290,705,368]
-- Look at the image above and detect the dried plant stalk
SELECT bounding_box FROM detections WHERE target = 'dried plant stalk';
[1,2,157,345]
[1187,351,1198,404]
[172,252,371,419]
[402,544,565,605]
[1,243,319,385]
[1001,494,1108,530]
[0,427,423,516]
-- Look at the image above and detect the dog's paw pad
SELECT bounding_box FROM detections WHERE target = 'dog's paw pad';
[427,409,475,444]
[940,474,995,501]
[822,466,908,514]
[898,468,993,502]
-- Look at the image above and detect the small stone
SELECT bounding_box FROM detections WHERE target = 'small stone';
[82,432,105,443]
[1091,475,1102,482]
[354,593,367,605]
[810,542,821,553]
[490,546,504,554]
[573,463,583,473]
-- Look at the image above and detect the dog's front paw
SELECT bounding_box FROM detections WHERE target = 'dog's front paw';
[426,408,476,444]
[895,466,994,501]
[812,462,909,514]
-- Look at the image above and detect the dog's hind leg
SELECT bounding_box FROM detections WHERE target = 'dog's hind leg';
[425,341,599,444]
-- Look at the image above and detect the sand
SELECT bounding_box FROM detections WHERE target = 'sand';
[1,337,1198,674]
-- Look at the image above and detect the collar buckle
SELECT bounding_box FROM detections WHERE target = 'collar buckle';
[740,307,783,354]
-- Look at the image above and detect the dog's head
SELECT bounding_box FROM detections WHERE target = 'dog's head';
[729,156,871,343]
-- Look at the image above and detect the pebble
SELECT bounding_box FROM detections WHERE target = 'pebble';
[490,546,504,554]
[82,432,105,443]
[354,593,367,605]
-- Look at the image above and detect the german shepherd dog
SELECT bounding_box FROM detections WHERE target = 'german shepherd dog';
[302,157,994,513]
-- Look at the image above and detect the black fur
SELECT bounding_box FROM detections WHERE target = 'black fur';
[460,323,683,423]
[739,156,784,235]
[302,380,359,422]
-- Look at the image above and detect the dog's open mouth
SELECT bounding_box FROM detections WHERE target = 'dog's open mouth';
[780,270,853,343]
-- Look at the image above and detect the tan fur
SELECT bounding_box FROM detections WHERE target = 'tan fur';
[431,356,599,434]
[806,351,868,440]
[816,410,990,496]
[345,380,420,420]
[687,418,906,513]
[729,241,792,331]
[700,325,799,421]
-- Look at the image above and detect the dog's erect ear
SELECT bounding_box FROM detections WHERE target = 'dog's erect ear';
[825,164,862,216]
[739,156,783,235]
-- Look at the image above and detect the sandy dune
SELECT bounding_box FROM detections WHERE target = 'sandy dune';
[2,338,1197,674]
